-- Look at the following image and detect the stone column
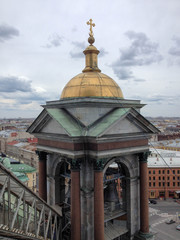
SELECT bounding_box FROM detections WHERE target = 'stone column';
[139,152,150,234]
[80,159,94,240]
[94,161,104,240]
[71,160,81,240]
[37,151,47,202]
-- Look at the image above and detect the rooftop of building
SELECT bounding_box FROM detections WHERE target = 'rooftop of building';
[152,138,180,148]
[148,148,180,168]
[0,156,36,173]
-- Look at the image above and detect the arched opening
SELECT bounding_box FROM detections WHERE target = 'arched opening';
[55,160,71,239]
[104,159,130,239]
[55,161,71,206]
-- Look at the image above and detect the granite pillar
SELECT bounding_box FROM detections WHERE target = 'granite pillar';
[139,152,149,234]
[94,170,104,240]
[38,151,47,202]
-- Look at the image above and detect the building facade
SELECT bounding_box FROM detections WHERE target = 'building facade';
[148,148,180,199]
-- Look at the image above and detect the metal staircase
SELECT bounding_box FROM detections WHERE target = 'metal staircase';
[0,163,62,240]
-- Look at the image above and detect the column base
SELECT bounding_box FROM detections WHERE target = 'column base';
[134,231,155,240]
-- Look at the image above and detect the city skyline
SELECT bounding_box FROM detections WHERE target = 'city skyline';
[0,0,180,118]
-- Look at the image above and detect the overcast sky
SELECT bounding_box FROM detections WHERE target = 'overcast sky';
[0,0,180,118]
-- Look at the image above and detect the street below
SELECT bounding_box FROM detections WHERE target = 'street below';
[149,199,180,240]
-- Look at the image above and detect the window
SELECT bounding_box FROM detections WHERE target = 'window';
[163,170,165,174]
[167,176,169,180]
[159,176,161,180]
[167,182,170,186]
[173,176,175,180]
[153,182,156,187]
[167,170,169,174]
[153,177,155,180]
[178,182,180,186]
[173,170,175,174]
[159,182,161,187]
[159,170,161,174]
[149,182,151,187]
[163,176,165,180]
[153,170,155,174]
[149,170,151,174]
[173,182,176,187]
[178,170,180,174]
[149,177,151,180]
[163,182,165,186]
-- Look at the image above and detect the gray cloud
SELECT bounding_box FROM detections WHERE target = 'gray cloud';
[140,94,180,104]
[169,36,180,56]
[70,41,86,58]
[72,26,77,32]
[99,48,108,57]
[69,51,84,58]
[113,31,163,67]
[0,75,57,106]
[44,33,63,48]
[72,41,86,49]
[0,23,19,42]
[111,31,163,80]
[134,78,146,82]
[0,76,32,92]
[113,68,133,80]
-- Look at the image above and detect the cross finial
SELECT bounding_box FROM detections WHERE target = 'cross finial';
[87,19,95,37]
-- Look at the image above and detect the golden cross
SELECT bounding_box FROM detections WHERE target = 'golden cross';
[87,19,95,37]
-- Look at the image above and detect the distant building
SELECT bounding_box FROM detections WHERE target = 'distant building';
[0,156,37,192]
[0,130,38,169]
[148,148,180,199]
[152,138,180,151]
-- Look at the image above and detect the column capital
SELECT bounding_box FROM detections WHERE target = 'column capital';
[93,158,108,171]
[138,151,151,163]
[36,151,48,161]
[68,158,82,170]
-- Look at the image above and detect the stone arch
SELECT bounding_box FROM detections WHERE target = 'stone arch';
[103,156,135,178]
[53,158,71,206]
[103,155,137,239]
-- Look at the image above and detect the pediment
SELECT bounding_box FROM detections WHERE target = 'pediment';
[27,108,83,137]
[40,118,68,135]
[88,108,159,137]
[103,117,143,135]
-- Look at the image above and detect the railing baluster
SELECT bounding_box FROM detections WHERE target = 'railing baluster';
[10,190,24,230]
[0,177,8,202]
[52,215,57,240]
[45,209,51,238]
[36,204,44,237]
[7,176,11,229]
[26,198,35,233]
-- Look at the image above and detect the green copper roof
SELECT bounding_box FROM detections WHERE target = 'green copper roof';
[88,108,130,137]
[46,108,82,136]
[1,157,11,169]
[10,163,36,173]
[13,172,29,182]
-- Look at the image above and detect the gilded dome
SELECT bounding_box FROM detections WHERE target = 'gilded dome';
[61,72,124,99]
[60,19,124,99]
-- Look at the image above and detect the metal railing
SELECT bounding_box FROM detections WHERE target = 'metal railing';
[0,163,62,240]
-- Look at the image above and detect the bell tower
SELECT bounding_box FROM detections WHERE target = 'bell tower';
[28,20,159,240]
